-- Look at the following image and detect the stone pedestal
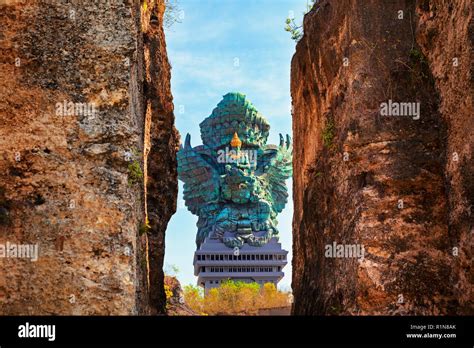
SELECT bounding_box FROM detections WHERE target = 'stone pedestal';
[193,237,288,293]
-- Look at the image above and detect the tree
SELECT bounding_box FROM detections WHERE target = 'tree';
[183,285,205,314]
[164,0,183,29]
[284,17,303,42]
[164,263,180,276]
[183,280,291,315]
[284,0,319,42]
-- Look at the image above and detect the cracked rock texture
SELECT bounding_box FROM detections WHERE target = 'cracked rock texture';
[291,0,473,315]
[0,0,177,314]
[142,0,180,315]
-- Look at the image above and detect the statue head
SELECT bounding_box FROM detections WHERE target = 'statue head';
[199,92,270,150]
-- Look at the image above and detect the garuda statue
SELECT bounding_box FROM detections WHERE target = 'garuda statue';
[177,92,292,249]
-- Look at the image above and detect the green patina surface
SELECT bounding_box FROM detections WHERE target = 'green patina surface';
[177,92,292,249]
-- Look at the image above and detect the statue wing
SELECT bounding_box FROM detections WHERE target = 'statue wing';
[263,134,293,214]
[177,134,221,216]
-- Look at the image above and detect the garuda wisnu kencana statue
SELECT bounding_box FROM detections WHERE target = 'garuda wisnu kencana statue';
[177,92,292,249]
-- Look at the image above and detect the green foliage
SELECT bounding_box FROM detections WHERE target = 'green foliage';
[409,48,426,64]
[127,147,143,186]
[184,284,203,294]
[183,280,290,315]
[128,160,143,184]
[164,263,180,276]
[284,0,319,42]
[284,18,303,42]
[183,284,205,314]
[322,120,335,148]
[408,48,430,82]
[139,218,151,235]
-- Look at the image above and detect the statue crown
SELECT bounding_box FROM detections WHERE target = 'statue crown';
[199,92,270,149]
[230,132,242,148]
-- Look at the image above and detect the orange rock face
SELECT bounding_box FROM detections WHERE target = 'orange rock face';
[0,0,177,314]
[291,0,473,315]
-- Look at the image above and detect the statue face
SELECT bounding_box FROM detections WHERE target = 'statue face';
[221,166,259,204]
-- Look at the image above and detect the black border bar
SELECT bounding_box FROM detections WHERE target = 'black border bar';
[0,315,472,346]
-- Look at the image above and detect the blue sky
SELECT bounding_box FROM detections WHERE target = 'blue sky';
[164,0,308,290]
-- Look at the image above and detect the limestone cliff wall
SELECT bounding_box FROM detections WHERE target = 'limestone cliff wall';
[291,0,473,315]
[142,0,180,315]
[416,0,474,312]
[0,0,177,315]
